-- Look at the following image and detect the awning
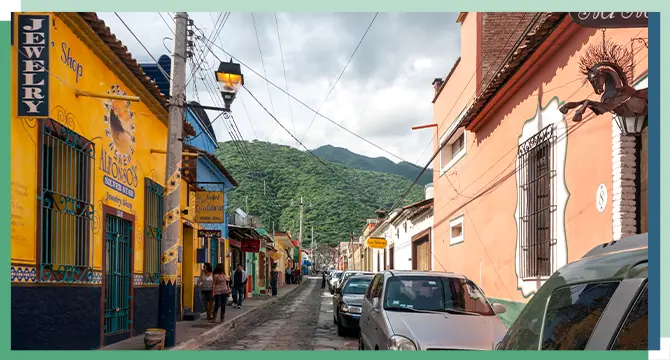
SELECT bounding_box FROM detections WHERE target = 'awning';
[274,232,295,249]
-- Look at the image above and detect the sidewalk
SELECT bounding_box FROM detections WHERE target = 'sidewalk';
[102,283,302,350]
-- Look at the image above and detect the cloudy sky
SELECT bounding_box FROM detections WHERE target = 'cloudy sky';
[98,12,461,167]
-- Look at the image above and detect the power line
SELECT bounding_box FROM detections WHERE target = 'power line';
[299,12,378,145]
[194,31,410,164]
[273,12,298,147]
[113,12,171,81]
[250,13,280,143]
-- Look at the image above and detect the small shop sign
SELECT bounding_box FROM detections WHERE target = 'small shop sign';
[241,239,261,253]
[194,191,225,223]
[367,237,388,249]
[569,12,647,28]
[198,229,221,238]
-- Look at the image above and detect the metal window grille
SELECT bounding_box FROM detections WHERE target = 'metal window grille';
[517,124,557,280]
[38,118,95,283]
[144,178,164,285]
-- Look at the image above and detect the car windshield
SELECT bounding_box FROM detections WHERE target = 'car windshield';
[383,276,495,316]
[332,272,343,279]
[343,278,372,295]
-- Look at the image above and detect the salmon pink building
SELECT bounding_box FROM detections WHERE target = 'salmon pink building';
[430,12,648,324]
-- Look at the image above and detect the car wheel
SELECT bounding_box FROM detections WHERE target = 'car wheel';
[337,320,346,337]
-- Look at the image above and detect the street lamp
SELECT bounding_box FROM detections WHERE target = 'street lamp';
[215,59,244,111]
[614,115,647,136]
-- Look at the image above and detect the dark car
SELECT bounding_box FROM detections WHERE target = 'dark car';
[496,233,649,351]
[333,275,374,336]
[335,271,374,293]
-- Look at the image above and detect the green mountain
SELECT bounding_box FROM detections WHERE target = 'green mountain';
[311,145,433,186]
[216,141,425,246]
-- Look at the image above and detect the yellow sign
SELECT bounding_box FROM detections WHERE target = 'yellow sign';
[194,191,225,223]
[367,237,388,249]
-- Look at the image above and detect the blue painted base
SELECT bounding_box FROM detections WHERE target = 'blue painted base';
[133,286,159,335]
[157,281,178,347]
[11,284,102,350]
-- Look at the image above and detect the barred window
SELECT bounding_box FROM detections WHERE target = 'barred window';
[38,118,95,283]
[144,178,164,284]
[518,124,556,279]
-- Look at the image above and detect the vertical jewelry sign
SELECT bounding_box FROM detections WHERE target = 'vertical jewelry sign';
[17,14,50,117]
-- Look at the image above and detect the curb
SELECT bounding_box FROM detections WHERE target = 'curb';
[171,282,304,350]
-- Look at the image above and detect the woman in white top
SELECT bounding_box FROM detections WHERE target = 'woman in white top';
[197,263,214,320]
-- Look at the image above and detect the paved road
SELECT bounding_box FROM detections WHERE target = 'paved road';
[201,277,358,350]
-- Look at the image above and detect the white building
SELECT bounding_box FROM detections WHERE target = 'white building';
[369,184,435,272]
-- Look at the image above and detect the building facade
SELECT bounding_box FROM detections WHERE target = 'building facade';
[431,12,648,326]
[10,12,178,349]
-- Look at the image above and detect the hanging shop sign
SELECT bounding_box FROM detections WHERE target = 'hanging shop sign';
[194,191,225,223]
[367,237,388,249]
[101,85,139,201]
[241,239,261,253]
[569,12,647,28]
[17,14,50,117]
[198,229,222,238]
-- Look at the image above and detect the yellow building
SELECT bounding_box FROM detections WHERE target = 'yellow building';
[10,12,193,349]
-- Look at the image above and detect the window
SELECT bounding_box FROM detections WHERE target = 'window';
[449,215,464,245]
[610,284,648,350]
[541,282,620,350]
[366,274,383,300]
[144,178,164,284]
[38,118,95,283]
[518,124,556,279]
[440,128,466,175]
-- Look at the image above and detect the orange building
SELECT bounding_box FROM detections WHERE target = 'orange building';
[430,12,648,324]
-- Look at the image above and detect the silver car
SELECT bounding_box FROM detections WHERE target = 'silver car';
[359,271,508,350]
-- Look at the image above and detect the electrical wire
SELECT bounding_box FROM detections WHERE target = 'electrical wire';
[114,12,172,82]
[273,12,298,147]
[250,13,280,143]
[193,30,410,164]
[299,12,379,145]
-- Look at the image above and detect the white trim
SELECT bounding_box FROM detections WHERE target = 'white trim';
[449,215,464,245]
[440,129,467,176]
[514,98,569,297]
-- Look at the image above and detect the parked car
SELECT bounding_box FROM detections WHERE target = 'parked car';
[359,271,508,350]
[333,274,374,336]
[496,233,649,351]
[336,271,375,293]
[329,270,344,294]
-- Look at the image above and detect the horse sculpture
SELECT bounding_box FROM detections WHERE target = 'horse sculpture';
[559,39,647,124]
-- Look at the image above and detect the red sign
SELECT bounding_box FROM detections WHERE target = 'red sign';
[241,239,260,253]
[229,239,241,248]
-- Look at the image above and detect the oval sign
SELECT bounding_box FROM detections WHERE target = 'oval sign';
[367,237,388,249]
[596,183,608,213]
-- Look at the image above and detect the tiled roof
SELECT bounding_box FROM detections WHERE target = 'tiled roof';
[459,12,567,128]
[183,144,239,187]
[78,12,169,109]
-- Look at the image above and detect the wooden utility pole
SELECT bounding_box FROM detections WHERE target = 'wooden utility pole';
[298,196,304,245]
[157,12,188,348]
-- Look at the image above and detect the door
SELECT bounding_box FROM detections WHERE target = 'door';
[209,237,219,268]
[412,237,430,271]
[368,277,387,349]
[104,214,132,334]
[361,274,382,349]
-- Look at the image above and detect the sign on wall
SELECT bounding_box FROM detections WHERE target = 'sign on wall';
[194,191,225,223]
[596,183,608,213]
[367,237,388,249]
[198,229,222,238]
[569,12,647,28]
[241,239,261,253]
[17,14,50,117]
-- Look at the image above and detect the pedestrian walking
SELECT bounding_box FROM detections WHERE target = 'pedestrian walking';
[285,266,293,285]
[270,265,279,297]
[211,263,231,323]
[231,264,247,308]
[294,268,301,285]
[196,263,214,320]
[321,271,326,289]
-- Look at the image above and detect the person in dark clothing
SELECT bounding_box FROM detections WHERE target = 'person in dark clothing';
[285,266,293,284]
[321,272,326,289]
[231,264,247,308]
[270,265,279,297]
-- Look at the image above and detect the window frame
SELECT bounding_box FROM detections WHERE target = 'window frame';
[439,128,467,176]
[37,117,95,283]
[449,215,465,246]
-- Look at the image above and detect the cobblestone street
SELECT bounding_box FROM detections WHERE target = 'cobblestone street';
[201,277,358,350]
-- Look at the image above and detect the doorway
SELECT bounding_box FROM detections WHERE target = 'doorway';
[103,212,133,335]
[411,228,431,271]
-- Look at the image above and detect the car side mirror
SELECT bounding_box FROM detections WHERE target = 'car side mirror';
[372,297,380,310]
[492,303,507,314]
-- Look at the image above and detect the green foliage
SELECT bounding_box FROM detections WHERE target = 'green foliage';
[311,145,433,186]
[216,141,424,246]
